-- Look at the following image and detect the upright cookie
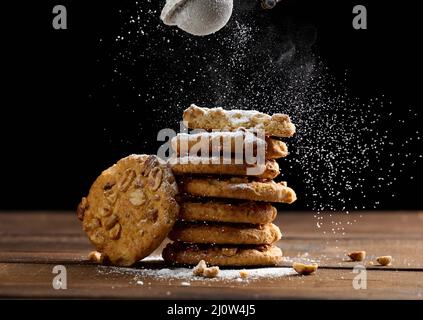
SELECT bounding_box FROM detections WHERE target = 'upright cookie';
[171,131,288,159]
[179,177,297,203]
[77,154,179,266]
[168,222,282,245]
[170,157,280,179]
[180,200,277,224]
[183,104,296,137]
[163,242,283,267]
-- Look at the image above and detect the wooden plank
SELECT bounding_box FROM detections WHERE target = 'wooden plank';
[0,235,90,252]
[0,263,422,299]
[2,211,423,238]
[0,212,81,236]
[1,237,422,270]
[281,211,423,239]
[0,251,91,264]
[278,238,423,270]
[0,212,422,269]
[0,212,422,299]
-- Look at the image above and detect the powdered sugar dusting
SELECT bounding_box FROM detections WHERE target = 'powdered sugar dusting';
[139,255,164,262]
[98,264,296,282]
[225,109,269,126]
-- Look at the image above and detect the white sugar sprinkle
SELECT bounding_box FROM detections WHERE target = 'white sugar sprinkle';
[99,264,296,282]
[102,2,422,242]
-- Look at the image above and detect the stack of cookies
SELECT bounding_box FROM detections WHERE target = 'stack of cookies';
[163,104,297,267]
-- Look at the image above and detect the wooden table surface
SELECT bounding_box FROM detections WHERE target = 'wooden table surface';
[0,211,422,299]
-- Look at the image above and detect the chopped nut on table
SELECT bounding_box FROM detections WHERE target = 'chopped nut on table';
[293,262,318,275]
[193,259,207,276]
[87,251,104,263]
[376,255,392,266]
[192,259,220,278]
[203,266,220,278]
[239,269,249,279]
[348,250,366,262]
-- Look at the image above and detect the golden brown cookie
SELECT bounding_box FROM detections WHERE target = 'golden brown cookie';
[77,155,179,266]
[183,104,296,137]
[163,242,283,266]
[168,222,282,245]
[171,131,288,159]
[180,200,277,224]
[169,156,280,179]
[179,177,297,204]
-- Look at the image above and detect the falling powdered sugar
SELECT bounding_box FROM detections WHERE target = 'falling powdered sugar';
[96,1,423,239]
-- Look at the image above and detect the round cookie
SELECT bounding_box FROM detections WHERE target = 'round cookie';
[163,242,283,267]
[168,222,282,245]
[170,157,280,179]
[77,154,179,266]
[179,177,297,204]
[180,200,277,224]
[183,104,296,138]
[171,132,288,159]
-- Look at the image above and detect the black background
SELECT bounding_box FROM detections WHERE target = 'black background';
[1,0,422,211]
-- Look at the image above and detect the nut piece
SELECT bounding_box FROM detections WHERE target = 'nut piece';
[376,255,392,266]
[89,229,105,245]
[148,167,163,191]
[108,223,121,240]
[103,214,118,230]
[77,197,88,221]
[193,260,207,276]
[85,217,100,231]
[104,189,118,205]
[129,189,146,206]
[293,262,318,275]
[192,260,220,278]
[239,270,249,279]
[203,266,220,278]
[141,155,158,176]
[348,250,366,262]
[88,251,103,263]
[118,169,136,192]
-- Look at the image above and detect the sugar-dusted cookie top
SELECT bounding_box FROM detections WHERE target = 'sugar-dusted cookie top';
[171,131,288,159]
[183,104,296,137]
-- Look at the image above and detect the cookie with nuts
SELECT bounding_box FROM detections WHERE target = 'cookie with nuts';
[171,131,288,159]
[178,177,297,204]
[77,154,179,266]
[163,242,283,267]
[170,156,280,179]
[179,200,277,224]
[183,104,296,137]
[168,222,282,245]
